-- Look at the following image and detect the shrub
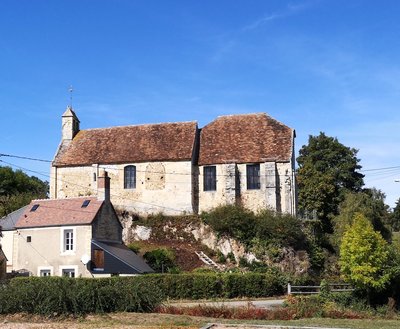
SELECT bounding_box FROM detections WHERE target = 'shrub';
[127,242,141,253]
[143,248,179,273]
[216,250,226,263]
[256,209,306,249]
[134,271,286,300]
[201,205,257,246]
[0,277,163,315]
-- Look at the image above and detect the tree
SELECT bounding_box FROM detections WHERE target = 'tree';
[390,198,400,232]
[332,189,391,248]
[339,213,390,292]
[0,166,48,217]
[297,132,364,232]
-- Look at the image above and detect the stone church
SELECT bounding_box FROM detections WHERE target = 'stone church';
[50,107,297,216]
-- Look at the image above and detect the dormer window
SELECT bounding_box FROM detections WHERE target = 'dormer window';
[30,204,39,212]
[81,200,91,208]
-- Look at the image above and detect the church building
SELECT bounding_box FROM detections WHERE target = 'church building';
[50,108,297,216]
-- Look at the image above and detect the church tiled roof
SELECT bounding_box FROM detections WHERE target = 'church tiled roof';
[198,113,294,165]
[15,197,102,228]
[53,121,198,166]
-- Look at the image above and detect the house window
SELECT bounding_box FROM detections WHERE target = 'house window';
[64,229,74,252]
[93,173,97,182]
[40,269,51,277]
[30,204,39,212]
[246,164,260,190]
[124,165,136,189]
[26,236,32,243]
[62,268,75,278]
[203,166,216,191]
[92,249,104,270]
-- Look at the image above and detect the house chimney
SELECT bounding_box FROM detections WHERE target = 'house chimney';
[97,170,110,202]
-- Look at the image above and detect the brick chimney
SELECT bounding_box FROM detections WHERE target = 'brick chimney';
[97,170,110,202]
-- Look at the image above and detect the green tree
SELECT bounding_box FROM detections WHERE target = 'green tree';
[297,132,364,232]
[390,198,400,232]
[0,166,48,217]
[333,189,391,248]
[339,213,390,292]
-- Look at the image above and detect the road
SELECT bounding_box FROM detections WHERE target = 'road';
[168,298,286,310]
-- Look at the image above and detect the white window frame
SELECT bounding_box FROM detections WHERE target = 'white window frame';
[37,266,53,277]
[60,227,76,255]
[59,265,78,278]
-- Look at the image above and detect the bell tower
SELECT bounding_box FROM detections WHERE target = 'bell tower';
[62,106,80,140]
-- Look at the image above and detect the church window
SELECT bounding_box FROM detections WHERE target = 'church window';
[203,166,216,191]
[124,165,136,189]
[246,164,260,190]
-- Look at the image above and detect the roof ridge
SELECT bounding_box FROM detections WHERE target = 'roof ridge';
[216,112,267,118]
[30,196,98,203]
[215,112,291,129]
[80,120,198,132]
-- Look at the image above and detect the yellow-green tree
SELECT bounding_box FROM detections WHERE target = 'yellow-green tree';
[340,213,390,291]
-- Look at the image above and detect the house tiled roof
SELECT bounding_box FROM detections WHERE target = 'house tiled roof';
[198,113,294,165]
[53,121,198,166]
[0,206,28,231]
[15,197,103,228]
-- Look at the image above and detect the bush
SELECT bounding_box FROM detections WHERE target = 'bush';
[0,271,288,315]
[256,209,306,249]
[202,205,306,252]
[134,271,286,300]
[127,242,141,253]
[143,248,179,273]
[201,205,257,246]
[0,277,163,315]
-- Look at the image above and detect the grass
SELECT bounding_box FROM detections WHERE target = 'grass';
[1,312,400,329]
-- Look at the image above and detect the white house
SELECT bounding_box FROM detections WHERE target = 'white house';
[8,171,153,277]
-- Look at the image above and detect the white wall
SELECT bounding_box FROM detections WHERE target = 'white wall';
[0,230,14,272]
[13,225,92,277]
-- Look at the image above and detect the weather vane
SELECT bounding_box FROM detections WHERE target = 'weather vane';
[69,85,73,108]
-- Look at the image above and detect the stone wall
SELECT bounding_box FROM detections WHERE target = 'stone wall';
[51,161,195,216]
[198,162,296,215]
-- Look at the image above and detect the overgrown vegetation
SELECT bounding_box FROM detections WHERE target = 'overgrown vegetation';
[202,206,305,250]
[143,248,179,273]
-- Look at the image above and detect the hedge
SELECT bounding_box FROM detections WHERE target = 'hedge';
[0,276,163,315]
[0,271,286,315]
[133,271,286,299]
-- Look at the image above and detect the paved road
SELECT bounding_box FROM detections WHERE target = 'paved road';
[168,298,285,310]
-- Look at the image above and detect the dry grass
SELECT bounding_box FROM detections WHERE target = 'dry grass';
[1,312,400,329]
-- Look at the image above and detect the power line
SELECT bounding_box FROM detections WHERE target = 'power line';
[3,152,400,176]
[0,159,188,214]
[0,152,295,178]
[360,166,400,172]
[0,153,52,163]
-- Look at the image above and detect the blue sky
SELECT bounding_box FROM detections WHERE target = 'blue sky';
[1,0,400,207]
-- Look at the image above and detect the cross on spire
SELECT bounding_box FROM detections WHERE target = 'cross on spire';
[68,85,73,108]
